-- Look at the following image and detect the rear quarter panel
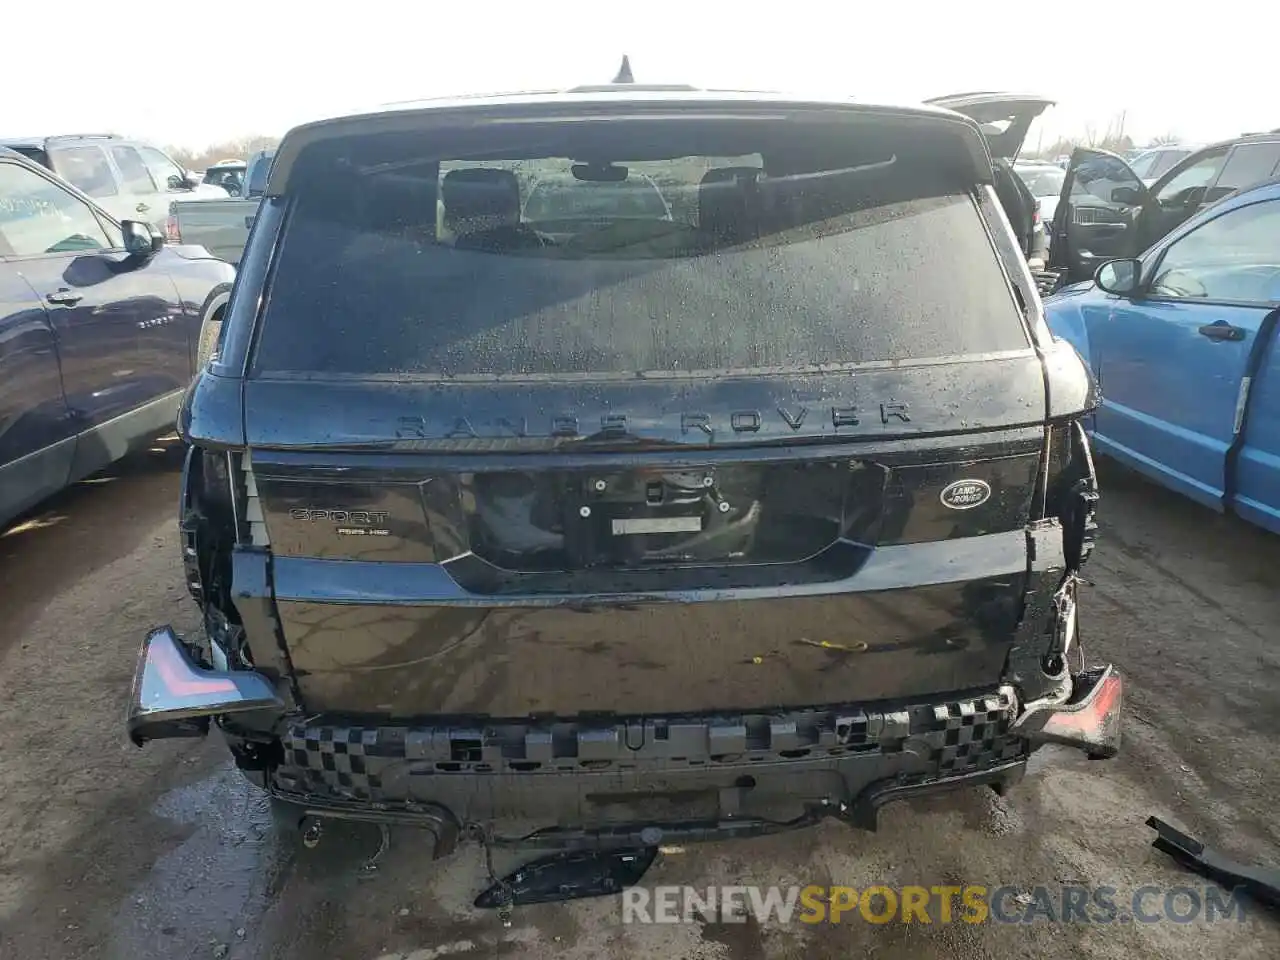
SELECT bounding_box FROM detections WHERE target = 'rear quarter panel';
[1042,284,1099,370]
[160,251,236,375]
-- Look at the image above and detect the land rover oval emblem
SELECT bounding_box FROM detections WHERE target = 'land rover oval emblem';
[940,479,991,510]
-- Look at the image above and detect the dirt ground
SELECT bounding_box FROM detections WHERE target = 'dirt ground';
[0,439,1278,960]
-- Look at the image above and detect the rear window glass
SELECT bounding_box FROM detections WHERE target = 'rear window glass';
[6,146,50,169]
[254,118,1026,378]
[1015,166,1065,198]
[204,165,246,191]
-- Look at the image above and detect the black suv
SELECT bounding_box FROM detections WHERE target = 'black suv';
[129,83,1117,875]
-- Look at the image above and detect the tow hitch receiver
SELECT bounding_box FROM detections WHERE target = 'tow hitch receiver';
[474,846,659,909]
[127,625,284,746]
[1015,665,1123,759]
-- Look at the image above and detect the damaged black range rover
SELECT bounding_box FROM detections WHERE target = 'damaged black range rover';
[130,83,1119,863]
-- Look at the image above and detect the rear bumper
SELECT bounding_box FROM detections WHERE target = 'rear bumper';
[267,687,1028,837]
[127,625,1122,845]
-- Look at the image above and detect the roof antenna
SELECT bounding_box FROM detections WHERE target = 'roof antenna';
[613,55,634,84]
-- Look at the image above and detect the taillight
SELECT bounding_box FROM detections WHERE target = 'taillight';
[1033,199,1042,225]
[166,214,182,243]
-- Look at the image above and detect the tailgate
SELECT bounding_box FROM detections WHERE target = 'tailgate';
[244,359,1047,718]
[172,198,259,263]
[231,103,1049,719]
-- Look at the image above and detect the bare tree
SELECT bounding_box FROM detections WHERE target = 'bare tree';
[167,135,280,170]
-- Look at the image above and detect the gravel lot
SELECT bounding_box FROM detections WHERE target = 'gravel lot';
[1,439,1278,960]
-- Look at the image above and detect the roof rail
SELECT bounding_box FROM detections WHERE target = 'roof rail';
[46,133,121,142]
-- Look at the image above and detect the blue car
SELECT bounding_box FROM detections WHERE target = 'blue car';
[1044,176,1280,534]
[0,147,235,527]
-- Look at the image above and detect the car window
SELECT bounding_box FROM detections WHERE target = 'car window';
[1151,150,1191,178]
[1014,166,1065,198]
[245,152,274,197]
[0,161,117,256]
[1149,199,1280,303]
[1127,152,1159,179]
[49,145,118,198]
[137,145,186,191]
[1205,142,1280,203]
[1069,153,1143,204]
[1133,149,1191,181]
[4,145,49,168]
[522,176,672,221]
[253,118,1028,378]
[204,166,244,188]
[110,145,157,193]
[1154,148,1228,207]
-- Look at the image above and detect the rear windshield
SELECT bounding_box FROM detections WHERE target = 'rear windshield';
[1015,166,1065,198]
[203,165,245,190]
[254,117,1026,379]
[6,146,50,169]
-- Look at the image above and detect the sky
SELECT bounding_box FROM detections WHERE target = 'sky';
[10,1,1277,152]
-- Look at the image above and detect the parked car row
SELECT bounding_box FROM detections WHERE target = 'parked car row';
[0,134,230,235]
[0,147,234,526]
[905,102,1280,536]
[167,148,274,264]
[1048,129,1280,285]
[1043,153,1280,534]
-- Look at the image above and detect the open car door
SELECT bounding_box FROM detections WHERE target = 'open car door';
[1049,147,1152,284]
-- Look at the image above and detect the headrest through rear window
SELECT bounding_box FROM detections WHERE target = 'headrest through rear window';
[698,166,762,244]
[442,168,521,224]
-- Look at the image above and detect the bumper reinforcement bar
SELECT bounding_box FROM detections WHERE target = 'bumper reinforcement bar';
[1148,817,1280,910]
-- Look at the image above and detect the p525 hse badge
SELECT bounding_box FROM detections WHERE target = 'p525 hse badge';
[289,507,391,535]
[939,479,992,510]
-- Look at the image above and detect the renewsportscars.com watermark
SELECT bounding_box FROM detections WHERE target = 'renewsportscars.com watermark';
[622,884,1250,925]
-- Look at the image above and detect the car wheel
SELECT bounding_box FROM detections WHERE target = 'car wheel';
[196,309,224,370]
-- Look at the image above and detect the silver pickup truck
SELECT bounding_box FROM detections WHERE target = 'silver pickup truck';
[167,149,273,264]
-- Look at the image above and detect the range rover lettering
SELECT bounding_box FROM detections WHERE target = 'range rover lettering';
[128,75,1117,900]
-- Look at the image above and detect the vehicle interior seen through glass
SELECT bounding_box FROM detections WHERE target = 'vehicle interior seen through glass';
[256,118,1029,377]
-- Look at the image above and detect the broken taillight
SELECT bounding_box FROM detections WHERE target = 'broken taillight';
[127,626,284,746]
[1031,667,1123,759]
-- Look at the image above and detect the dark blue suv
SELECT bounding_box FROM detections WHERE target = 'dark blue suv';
[0,147,235,526]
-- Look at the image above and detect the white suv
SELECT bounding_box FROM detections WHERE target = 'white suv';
[0,133,228,232]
